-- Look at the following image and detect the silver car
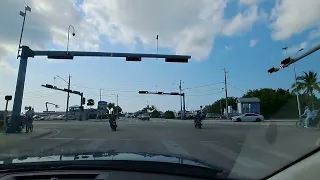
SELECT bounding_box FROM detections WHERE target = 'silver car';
[231,113,264,122]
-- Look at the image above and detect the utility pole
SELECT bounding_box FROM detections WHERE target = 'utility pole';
[182,93,186,119]
[116,94,119,118]
[100,88,102,120]
[224,68,229,120]
[179,80,183,119]
[65,75,71,121]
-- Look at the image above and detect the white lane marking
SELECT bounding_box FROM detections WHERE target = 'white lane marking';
[246,144,294,161]
[162,140,190,156]
[200,141,269,169]
[42,138,132,141]
[42,137,74,140]
[315,137,320,147]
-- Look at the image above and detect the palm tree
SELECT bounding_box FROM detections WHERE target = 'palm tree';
[292,71,320,110]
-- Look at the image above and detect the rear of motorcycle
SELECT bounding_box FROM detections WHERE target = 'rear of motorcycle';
[194,119,202,129]
[109,120,117,131]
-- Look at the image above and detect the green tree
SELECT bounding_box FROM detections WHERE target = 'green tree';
[151,109,161,118]
[203,97,237,114]
[243,88,294,118]
[164,111,175,119]
[292,71,320,110]
[86,99,95,108]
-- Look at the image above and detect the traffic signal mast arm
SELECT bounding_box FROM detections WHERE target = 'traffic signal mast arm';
[267,43,320,73]
[139,91,183,95]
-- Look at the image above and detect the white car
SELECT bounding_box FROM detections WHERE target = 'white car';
[231,113,264,122]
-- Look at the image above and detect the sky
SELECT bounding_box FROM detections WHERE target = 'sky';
[0,0,320,113]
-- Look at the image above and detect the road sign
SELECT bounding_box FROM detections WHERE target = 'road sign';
[98,101,108,110]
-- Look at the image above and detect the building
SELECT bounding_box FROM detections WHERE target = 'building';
[236,97,260,114]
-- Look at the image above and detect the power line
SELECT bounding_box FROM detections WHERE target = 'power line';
[227,83,248,94]
[183,82,224,90]
[188,90,225,96]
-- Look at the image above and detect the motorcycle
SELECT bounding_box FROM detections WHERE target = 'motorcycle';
[109,115,117,131]
[194,119,202,129]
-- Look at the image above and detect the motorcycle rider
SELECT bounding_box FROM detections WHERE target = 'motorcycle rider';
[25,106,34,130]
[195,110,201,125]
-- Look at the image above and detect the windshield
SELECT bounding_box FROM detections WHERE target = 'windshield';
[0,0,320,179]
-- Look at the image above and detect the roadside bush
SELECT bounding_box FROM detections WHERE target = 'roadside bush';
[164,111,175,119]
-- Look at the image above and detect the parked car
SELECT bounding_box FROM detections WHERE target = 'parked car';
[141,113,150,121]
[231,113,264,122]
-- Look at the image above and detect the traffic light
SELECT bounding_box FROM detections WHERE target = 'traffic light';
[73,91,81,95]
[267,67,279,74]
[5,95,12,101]
[126,57,141,61]
[139,91,148,94]
[170,92,180,95]
[165,58,188,63]
[63,88,73,93]
[47,55,73,60]
[157,92,164,95]
[42,84,55,89]
[82,98,86,105]
[281,57,292,67]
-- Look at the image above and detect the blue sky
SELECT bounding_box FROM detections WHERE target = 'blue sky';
[0,0,319,113]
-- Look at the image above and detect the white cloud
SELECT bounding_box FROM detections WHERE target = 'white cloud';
[249,39,259,47]
[270,0,320,40]
[308,28,320,40]
[82,0,231,60]
[239,0,262,5]
[222,5,266,36]
[0,0,99,72]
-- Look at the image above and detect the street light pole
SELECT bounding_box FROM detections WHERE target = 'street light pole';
[17,6,31,59]
[283,47,303,117]
[56,75,71,121]
[67,25,75,54]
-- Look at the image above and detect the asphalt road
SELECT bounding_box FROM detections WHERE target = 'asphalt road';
[0,118,319,179]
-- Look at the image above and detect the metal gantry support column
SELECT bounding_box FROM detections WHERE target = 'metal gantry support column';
[9,46,34,132]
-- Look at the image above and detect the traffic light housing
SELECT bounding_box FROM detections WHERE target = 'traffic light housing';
[139,91,148,94]
[63,88,73,93]
[165,58,188,63]
[126,57,141,61]
[267,67,279,74]
[82,98,86,105]
[5,95,12,101]
[157,92,164,95]
[42,84,56,89]
[281,57,292,67]
[170,92,180,95]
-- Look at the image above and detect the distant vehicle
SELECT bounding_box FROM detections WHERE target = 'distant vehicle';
[206,113,221,119]
[138,114,142,119]
[56,115,65,120]
[231,113,264,122]
[141,113,150,121]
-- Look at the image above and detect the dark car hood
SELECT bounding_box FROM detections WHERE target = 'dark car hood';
[0,151,214,169]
